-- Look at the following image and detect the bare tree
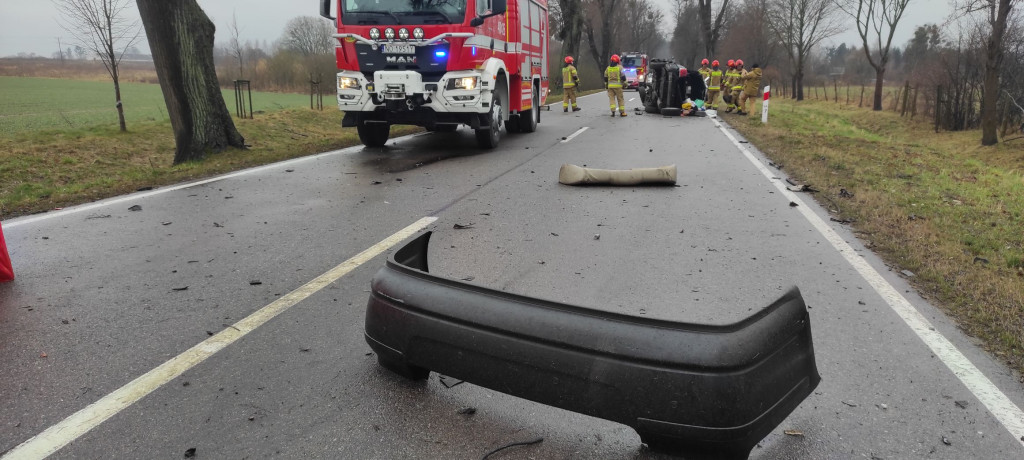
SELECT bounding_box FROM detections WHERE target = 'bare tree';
[54,0,141,131]
[697,0,732,57]
[621,0,666,52]
[768,0,842,100]
[281,16,335,56]
[136,0,245,164]
[227,11,245,79]
[584,0,624,70]
[838,0,913,111]
[555,0,586,63]
[955,0,1018,144]
[671,0,703,66]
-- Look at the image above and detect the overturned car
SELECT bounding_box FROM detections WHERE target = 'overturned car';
[364,232,820,459]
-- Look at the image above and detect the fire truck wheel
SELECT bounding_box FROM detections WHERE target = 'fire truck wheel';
[475,99,502,148]
[519,91,539,133]
[357,123,391,148]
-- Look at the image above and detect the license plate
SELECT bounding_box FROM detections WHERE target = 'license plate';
[382,44,415,55]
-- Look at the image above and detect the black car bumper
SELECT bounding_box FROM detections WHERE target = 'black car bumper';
[365,232,820,459]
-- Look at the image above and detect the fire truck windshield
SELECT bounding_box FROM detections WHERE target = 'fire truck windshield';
[341,0,468,25]
[621,56,643,68]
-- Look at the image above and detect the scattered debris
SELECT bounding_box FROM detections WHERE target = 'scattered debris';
[300,348,311,352]
[461,276,475,282]
[739,140,749,144]
[439,375,465,388]
[877,403,888,410]
[550,232,559,236]
[184,447,197,458]
[858,301,866,305]
[842,400,858,407]
[61,319,69,324]
[213,222,224,228]
[480,437,544,460]
[458,407,477,415]
[955,400,969,409]
[786,184,819,193]
[789,201,799,207]
[941,436,952,446]
[86,214,112,219]
[137,186,154,191]
[839,188,854,198]
[973,257,989,265]
[182,381,190,387]
[593,234,600,240]
[172,286,189,291]
[372,181,383,185]
[128,205,142,212]
[162,222,172,226]
[40,352,48,358]
[830,217,854,224]
[285,169,295,173]
[901,270,916,278]
[679,229,685,234]
[249,280,263,286]
[453,223,474,229]
[783,430,804,437]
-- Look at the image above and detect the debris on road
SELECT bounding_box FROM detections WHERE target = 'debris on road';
[453,223,474,229]
[162,222,172,226]
[458,407,477,415]
[842,400,858,407]
[184,447,197,458]
[460,276,475,282]
[941,436,952,446]
[128,205,142,212]
[172,286,189,291]
[955,400,969,409]
[830,217,854,224]
[480,437,544,460]
[783,429,804,437]
[40,352,47,358]
[439,375,465,388]
[594,234,600,240]
[249,280,263,286]
[285,169,295,172]
[86,214,112,219]
[558,163,677,186]
[789,201,799,207]
[901,270,916,278]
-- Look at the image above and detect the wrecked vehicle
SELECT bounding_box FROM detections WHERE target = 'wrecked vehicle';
[364,232,820,459]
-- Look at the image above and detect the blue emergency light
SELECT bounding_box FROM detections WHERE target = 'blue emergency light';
[435,50,447,58]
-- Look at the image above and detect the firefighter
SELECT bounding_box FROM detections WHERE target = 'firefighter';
[698,58,711,82]
[729,59,746,113]
[562,56,581,113]
[707,60,723,110]
[604,54,627,117]
[674,67,707,116]
[723,59,741,113]
[737,63,763,116]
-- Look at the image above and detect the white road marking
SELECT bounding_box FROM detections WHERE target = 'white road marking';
[712,119,1024,448]
[2,134,425,229]
[0,217,438,460]
[560,127,589,143]
[628,98,636,102]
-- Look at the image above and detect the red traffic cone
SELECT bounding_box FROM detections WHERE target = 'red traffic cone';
[0,222,13,282]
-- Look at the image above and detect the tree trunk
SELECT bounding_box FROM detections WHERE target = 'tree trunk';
[114,78,126,132]
[136,0,245,164]
[981,0,1013,146]
[873,67,885,111]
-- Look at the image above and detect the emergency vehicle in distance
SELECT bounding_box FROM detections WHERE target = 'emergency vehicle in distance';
[320,0,549,149]
[619,52,648,91]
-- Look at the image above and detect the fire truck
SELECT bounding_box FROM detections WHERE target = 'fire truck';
[320,0,549,149]
[620,52,648,91]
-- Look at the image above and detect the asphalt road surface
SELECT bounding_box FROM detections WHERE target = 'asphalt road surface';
[2,92,1024,459]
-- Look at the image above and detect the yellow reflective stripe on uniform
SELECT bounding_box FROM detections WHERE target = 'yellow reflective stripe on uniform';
[709,70,723,90]
[605,66,623,88]
[562,66,577,88]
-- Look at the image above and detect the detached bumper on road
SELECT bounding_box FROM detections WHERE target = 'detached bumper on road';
[364,232,820,459]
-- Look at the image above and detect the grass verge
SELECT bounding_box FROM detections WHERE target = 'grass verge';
[0,109,420,218]
[727,98,1024,376]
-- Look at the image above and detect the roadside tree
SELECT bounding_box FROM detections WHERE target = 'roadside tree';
[838,0,914,111]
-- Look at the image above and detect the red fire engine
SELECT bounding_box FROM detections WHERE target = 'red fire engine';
[620,52,648,91]
[320,0,549,148]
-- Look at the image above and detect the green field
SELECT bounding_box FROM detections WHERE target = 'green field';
[0,76,317,134]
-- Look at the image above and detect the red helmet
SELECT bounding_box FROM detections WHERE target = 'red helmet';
[701,59,709,66]
[565,56,574,64]
[736,59,744,67]
[679,67,688,77]
[610,54,620,63]
[712,60,720,67]
[727,59,735,67]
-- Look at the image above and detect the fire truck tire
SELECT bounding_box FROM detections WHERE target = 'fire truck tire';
[519,90,539,133]
[475,99,502,148]
[357,123,390,147]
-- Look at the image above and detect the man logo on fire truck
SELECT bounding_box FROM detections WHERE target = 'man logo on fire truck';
[321,0,549,149]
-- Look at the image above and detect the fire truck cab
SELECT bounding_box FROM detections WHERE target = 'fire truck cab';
[620,52,648,91]
[320,0,549,149]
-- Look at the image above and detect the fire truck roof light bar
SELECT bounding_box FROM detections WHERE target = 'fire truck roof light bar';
[332,32,475,48]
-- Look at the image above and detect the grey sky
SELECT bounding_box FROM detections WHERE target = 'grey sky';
[0,0,955,59]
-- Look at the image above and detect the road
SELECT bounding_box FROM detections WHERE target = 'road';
[2,92,1023,459]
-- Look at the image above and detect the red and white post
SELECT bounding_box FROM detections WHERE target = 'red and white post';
[761,85,771,123]
[0,222,12,282]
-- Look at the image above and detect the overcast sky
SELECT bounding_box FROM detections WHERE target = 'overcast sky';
[0,0,955,58]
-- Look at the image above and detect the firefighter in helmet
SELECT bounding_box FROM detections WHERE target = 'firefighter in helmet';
[728,59,745,113]
[723,59,741,113]
[707,60,723,110]
[562,56,581,113]
[737,63,763,116]
[698,58,711,82]
[604,54,627,117]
